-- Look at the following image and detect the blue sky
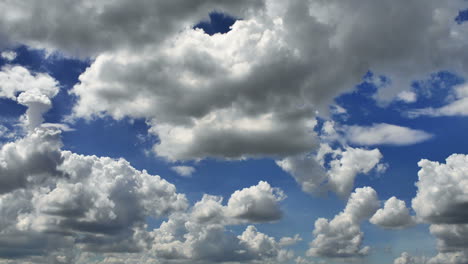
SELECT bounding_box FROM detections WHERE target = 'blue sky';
[1,2,468,264]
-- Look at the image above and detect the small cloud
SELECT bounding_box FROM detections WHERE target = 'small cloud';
[171,166,196,177]
[1,51,17,61]
[396,90,417,103]
[344,123,433,146]
[41,123,75,132]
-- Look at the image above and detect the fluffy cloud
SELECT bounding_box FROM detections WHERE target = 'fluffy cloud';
[397,91,418,103]
[0,133,288,264]
[412,154,468,224]
[394,252,428,264]
[0,126,188,260]
[226,181,285,223]
[149,182,290,264]
[277,144,383,197]
[0,128,63,194]
[171,166,196,177]
[307,187,379,258]
[411,154,468,263]
[344,123,433,146]
[33,0,462,162]
[370,197,416,229]
[0,65,59,130]
[0,51,16,61]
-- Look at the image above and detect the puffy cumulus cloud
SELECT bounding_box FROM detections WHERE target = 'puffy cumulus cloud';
[0,50,16,61]
[428,251,468,264]
[429,224,468,255]
[148,182,291,264]
[0,127,63,194]
[394,252,428,264]
[412,154,468,224]
[307,187,379,258]
[344,123,433,146]
[53,0,467,162]
[276,153,328,196]
[226,180,285,223]
[411,154,468,263]
[171,166,196,177]
[279,234,302,247]
[408,84,468,118]
[0,126,188,261]
[0,0,265,57]
[370,197,416,229]
[397,91,418,103]
[277,143,384,197]
[326,147,383,198]
[0,65,59,130]
[0,0,466,163]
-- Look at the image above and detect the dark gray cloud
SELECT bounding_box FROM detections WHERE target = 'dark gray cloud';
[0,0,265,57]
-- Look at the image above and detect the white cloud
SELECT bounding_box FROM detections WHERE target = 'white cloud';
[307,187,379,258]
[411,154,468,263]
[276,154,328,195]
[171,166,196,177]
[407,84,468,118]
[0,51,17,61]
[31,0,463,162]
[344,123,433,146]
[226,181,286,223]
[327,147,383,197]
[277,143,383,197]
[279,234,302,247]
[397,91,417,103]
[412,154,468,224]
[0,140,290,264]
[0,126,189,260]
[0,65,59,131]
[370,197,416,229]
[394,252,428,264]
[149,182,290,264]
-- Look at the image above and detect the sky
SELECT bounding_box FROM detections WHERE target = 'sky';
[0,1,468,264]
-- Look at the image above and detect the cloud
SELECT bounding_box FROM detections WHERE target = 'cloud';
[279,234,302,247]
[148,182,291,264]
[307,187,380,258]
[275,154,328,195]
[412,154,468,224]
[0,128,64,194]
[0,126,189,260]
[30,0,462,162]
[171,166,196,177]
[0,0,265,57]
[277,144,383,197]
[394,252,428,264]
[0,51,17,61]
[226,181,286,223]
[397,91,417,103]
[0,65,59,131]
[407,84,468,118]
[411,154,468,263]
[344,123,433,146]
[370,197,416,229]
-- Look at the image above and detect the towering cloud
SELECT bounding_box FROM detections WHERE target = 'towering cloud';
[411,154,468,263]
[308,187,380,258]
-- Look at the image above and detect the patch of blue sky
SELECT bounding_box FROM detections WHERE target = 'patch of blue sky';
[455,8,468,24]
